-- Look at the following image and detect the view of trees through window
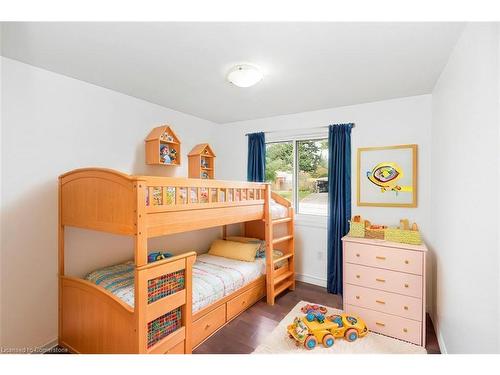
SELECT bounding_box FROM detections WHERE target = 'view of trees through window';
[266,139,328,215]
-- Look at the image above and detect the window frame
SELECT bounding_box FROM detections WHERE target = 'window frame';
[265,130,329,222]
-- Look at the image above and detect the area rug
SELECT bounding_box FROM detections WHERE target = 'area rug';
[253,300,427,354]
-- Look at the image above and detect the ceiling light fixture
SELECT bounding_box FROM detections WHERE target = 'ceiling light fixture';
[227,64,263,88]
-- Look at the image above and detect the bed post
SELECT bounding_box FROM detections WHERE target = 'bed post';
[183,255,195,353]
[264,184,275,305]
[134,178,148,353]
[58,176,64,346]
[134,178,148,267]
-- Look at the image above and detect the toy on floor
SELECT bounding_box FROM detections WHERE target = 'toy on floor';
[301,304,328,323]
[287,312,368,350]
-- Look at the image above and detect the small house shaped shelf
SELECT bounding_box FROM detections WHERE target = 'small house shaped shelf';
[145,125,181,166]
[188,143,216,179]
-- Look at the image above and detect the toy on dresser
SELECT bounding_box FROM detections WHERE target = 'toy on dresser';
[287,304,368,350]
[348,215,422,245]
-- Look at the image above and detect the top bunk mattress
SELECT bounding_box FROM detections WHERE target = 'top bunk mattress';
[84,254,265,313]
[270,199,288,219]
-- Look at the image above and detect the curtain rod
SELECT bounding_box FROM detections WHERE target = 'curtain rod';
[245,123,354,136]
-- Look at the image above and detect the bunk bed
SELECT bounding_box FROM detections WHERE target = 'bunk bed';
[58,168,295,354]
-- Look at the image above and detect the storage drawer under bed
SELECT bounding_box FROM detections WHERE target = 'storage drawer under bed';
[226,282,265,321]
[165,340,185,354]
[192,304,226,348]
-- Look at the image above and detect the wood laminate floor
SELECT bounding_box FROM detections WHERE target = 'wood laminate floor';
[194,281,440,354]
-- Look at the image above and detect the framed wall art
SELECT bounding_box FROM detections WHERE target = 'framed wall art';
[357,144,417,207]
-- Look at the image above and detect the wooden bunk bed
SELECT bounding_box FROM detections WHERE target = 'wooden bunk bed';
[58,168,295,354]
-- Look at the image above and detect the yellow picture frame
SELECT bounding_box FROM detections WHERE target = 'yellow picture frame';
[357,144,417,208]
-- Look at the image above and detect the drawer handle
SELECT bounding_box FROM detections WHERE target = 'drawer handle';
[205,324,211,330]
[375,300,385,305]
[375,322,385,327]
[403,328,408,333]
[376,256,386,260]
[404,306,409,310]
[241,300,246,306]
[404,283,409,288]
[356,275,360,279]
[376,278,385,283]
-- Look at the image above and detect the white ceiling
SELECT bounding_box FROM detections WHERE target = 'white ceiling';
[1,22,464,124]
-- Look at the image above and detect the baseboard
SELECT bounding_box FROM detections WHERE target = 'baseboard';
[429,312,447,354]
[37,337,58,354]
[295,273,327,288]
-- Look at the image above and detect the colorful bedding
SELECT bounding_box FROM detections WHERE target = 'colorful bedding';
[84,254,265,313]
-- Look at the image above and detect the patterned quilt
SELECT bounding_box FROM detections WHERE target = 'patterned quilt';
[84,254,265,312]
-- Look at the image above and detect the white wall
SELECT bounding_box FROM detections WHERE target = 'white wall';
[0,57,219,350]
[214,95,432,305]
[430,23,499,353]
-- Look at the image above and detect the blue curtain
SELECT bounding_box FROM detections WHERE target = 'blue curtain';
[247,132,266,182]
[327,123,353,295]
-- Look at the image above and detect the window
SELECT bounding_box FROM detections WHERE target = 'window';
[266,138,328,216]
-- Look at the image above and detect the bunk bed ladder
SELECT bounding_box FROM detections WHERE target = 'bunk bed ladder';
[265,188,295,305]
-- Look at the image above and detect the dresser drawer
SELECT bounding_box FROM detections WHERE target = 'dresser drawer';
[192,304,226,348]
[344,283,423,321]
[344,241,423,275]
[344,263,423,298]
[226,283,265,320]
[345,304,422,346]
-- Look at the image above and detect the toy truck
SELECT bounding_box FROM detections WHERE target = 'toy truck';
[287,313,368,350]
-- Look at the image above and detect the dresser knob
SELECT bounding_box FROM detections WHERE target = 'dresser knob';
[356,275,360,279]
[355,295,360,300]
[404,306,409,310]
[404,283,409,288]
[403,328,408,333]
[205,324,211,330]
[356,253,360,257]
[405,260,409,264]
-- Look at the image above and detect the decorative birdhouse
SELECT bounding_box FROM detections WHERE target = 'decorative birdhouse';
[188,143,216,179]
[145,125,181,166]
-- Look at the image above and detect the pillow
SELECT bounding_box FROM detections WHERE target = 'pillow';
[272,249,284,258]
[208,239,261,262]
[225,236,262,243]
[225,236,266,258]
[226,236,266,258]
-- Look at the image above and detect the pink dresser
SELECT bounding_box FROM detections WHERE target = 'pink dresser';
[342,236,427,346]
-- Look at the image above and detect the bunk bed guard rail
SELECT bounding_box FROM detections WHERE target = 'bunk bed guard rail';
[136,252,196,353]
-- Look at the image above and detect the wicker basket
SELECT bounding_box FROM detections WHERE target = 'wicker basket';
[385,228,422,245]
[348,221,365,238]
[365,228,385,240]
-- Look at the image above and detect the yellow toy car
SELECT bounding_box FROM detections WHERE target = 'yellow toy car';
[287,313,368,350]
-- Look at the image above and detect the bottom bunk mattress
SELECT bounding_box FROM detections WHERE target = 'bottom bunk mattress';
[84,254,266,313]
